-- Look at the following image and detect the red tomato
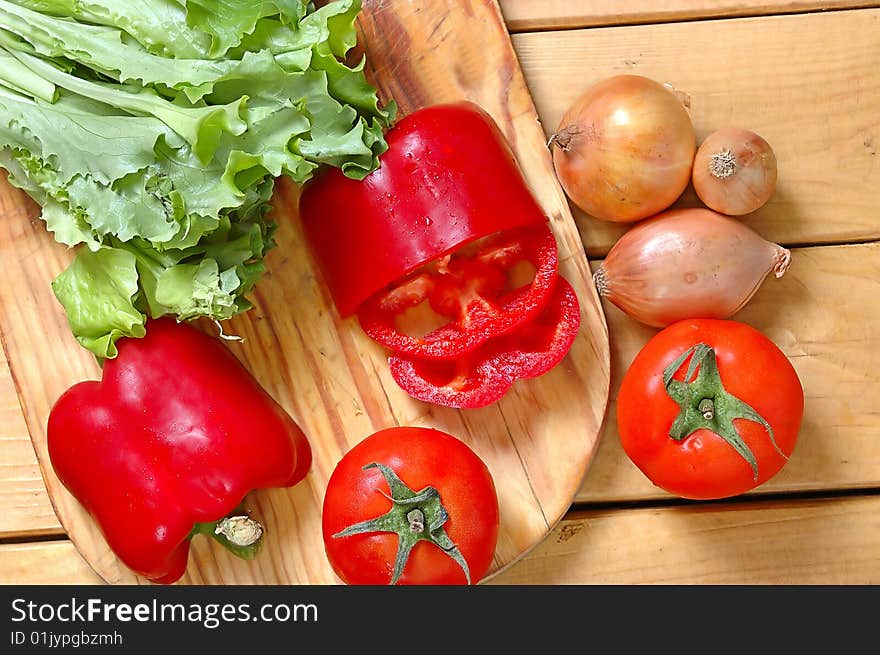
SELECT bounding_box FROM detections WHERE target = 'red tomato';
[617,319,804,500]
[322,427,499,585]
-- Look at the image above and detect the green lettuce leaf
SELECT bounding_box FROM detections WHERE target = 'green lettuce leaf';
[50,246,147,358]
[0,0,393,358]
[8,0,214,58]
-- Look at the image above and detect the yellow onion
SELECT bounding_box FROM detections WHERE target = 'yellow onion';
[549,75,696,223]
[594,208,791,327]
[692,128,778,216]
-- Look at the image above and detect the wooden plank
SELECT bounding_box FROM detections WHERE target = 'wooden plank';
[5,494,880,585]
[0,541,102,585]
[578,242,880,503]
[0,313,62,538]
[492,495,880,584]
[499,0,879,31]
[0,0,611,584]
[512,9,880,257]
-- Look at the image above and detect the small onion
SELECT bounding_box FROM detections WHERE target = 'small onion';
[549,74,696,223]
[692,128,778,216]
[594,207,791,327]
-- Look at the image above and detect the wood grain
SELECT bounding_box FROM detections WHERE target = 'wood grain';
[493,494,880,584]
[499,0,879,31]
[0,541,102,585]
[0,343,61,538]
[6,493,879,585]
[512,9,880,257]
[0,0,610,584]
[578,242,880,502]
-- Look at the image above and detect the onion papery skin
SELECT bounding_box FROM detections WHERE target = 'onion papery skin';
[551,75,696,223]
[692,128,778,216]
[594,208,791,327]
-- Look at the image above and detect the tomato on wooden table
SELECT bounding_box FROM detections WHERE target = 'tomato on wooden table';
[617,319,804,500]
[322,427,499,585]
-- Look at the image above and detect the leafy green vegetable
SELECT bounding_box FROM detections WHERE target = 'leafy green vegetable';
[0,0,393,357]
[49,246,147,359]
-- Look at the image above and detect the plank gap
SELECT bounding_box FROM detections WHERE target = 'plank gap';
[8,485,879,557]
[566,485,880,516]
[503,3,880,33]
[0,530,69,546]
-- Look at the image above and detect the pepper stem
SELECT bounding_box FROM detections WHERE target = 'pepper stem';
[191,511,264,561]
[333,463,471,585]
[663,343,787,480]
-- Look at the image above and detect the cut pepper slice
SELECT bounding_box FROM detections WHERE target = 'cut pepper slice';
[357,224,559,360]
[388,276,581,409]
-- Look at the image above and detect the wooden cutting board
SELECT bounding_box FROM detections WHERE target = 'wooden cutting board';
[0,0,610,584]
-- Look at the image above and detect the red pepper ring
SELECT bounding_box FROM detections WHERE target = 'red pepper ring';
[357,224,559,360]
[388,276,581,409]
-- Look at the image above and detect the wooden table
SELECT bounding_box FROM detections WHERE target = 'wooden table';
[1,1,878,585]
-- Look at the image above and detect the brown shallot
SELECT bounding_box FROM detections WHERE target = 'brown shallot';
[594,208,791,327]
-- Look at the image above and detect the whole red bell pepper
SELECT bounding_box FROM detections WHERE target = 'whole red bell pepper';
[47,317,313,584]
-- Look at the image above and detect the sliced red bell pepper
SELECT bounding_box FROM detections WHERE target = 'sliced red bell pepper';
[388,277,581,409]
[46,318,313,584]
[299,101,580,409]
[356,224,559,359]
[298,102,549,318]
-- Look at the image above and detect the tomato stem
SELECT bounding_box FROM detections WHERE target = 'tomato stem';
[663,343,787,480]
[332,463,471,585]
[407,509,426,533]
[698,398,715,420]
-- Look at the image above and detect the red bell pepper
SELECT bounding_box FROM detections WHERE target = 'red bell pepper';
[298,102,549,319]
[356,225,559,360]
[46,317,313,584]
[297,101,581,408]
[388,278,581,409]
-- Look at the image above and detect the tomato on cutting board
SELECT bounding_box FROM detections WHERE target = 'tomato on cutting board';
[322,426,500,585]
[617,319,804,500]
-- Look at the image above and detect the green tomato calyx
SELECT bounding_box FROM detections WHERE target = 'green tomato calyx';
[663,343,787,480]
[332,462,471,585]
